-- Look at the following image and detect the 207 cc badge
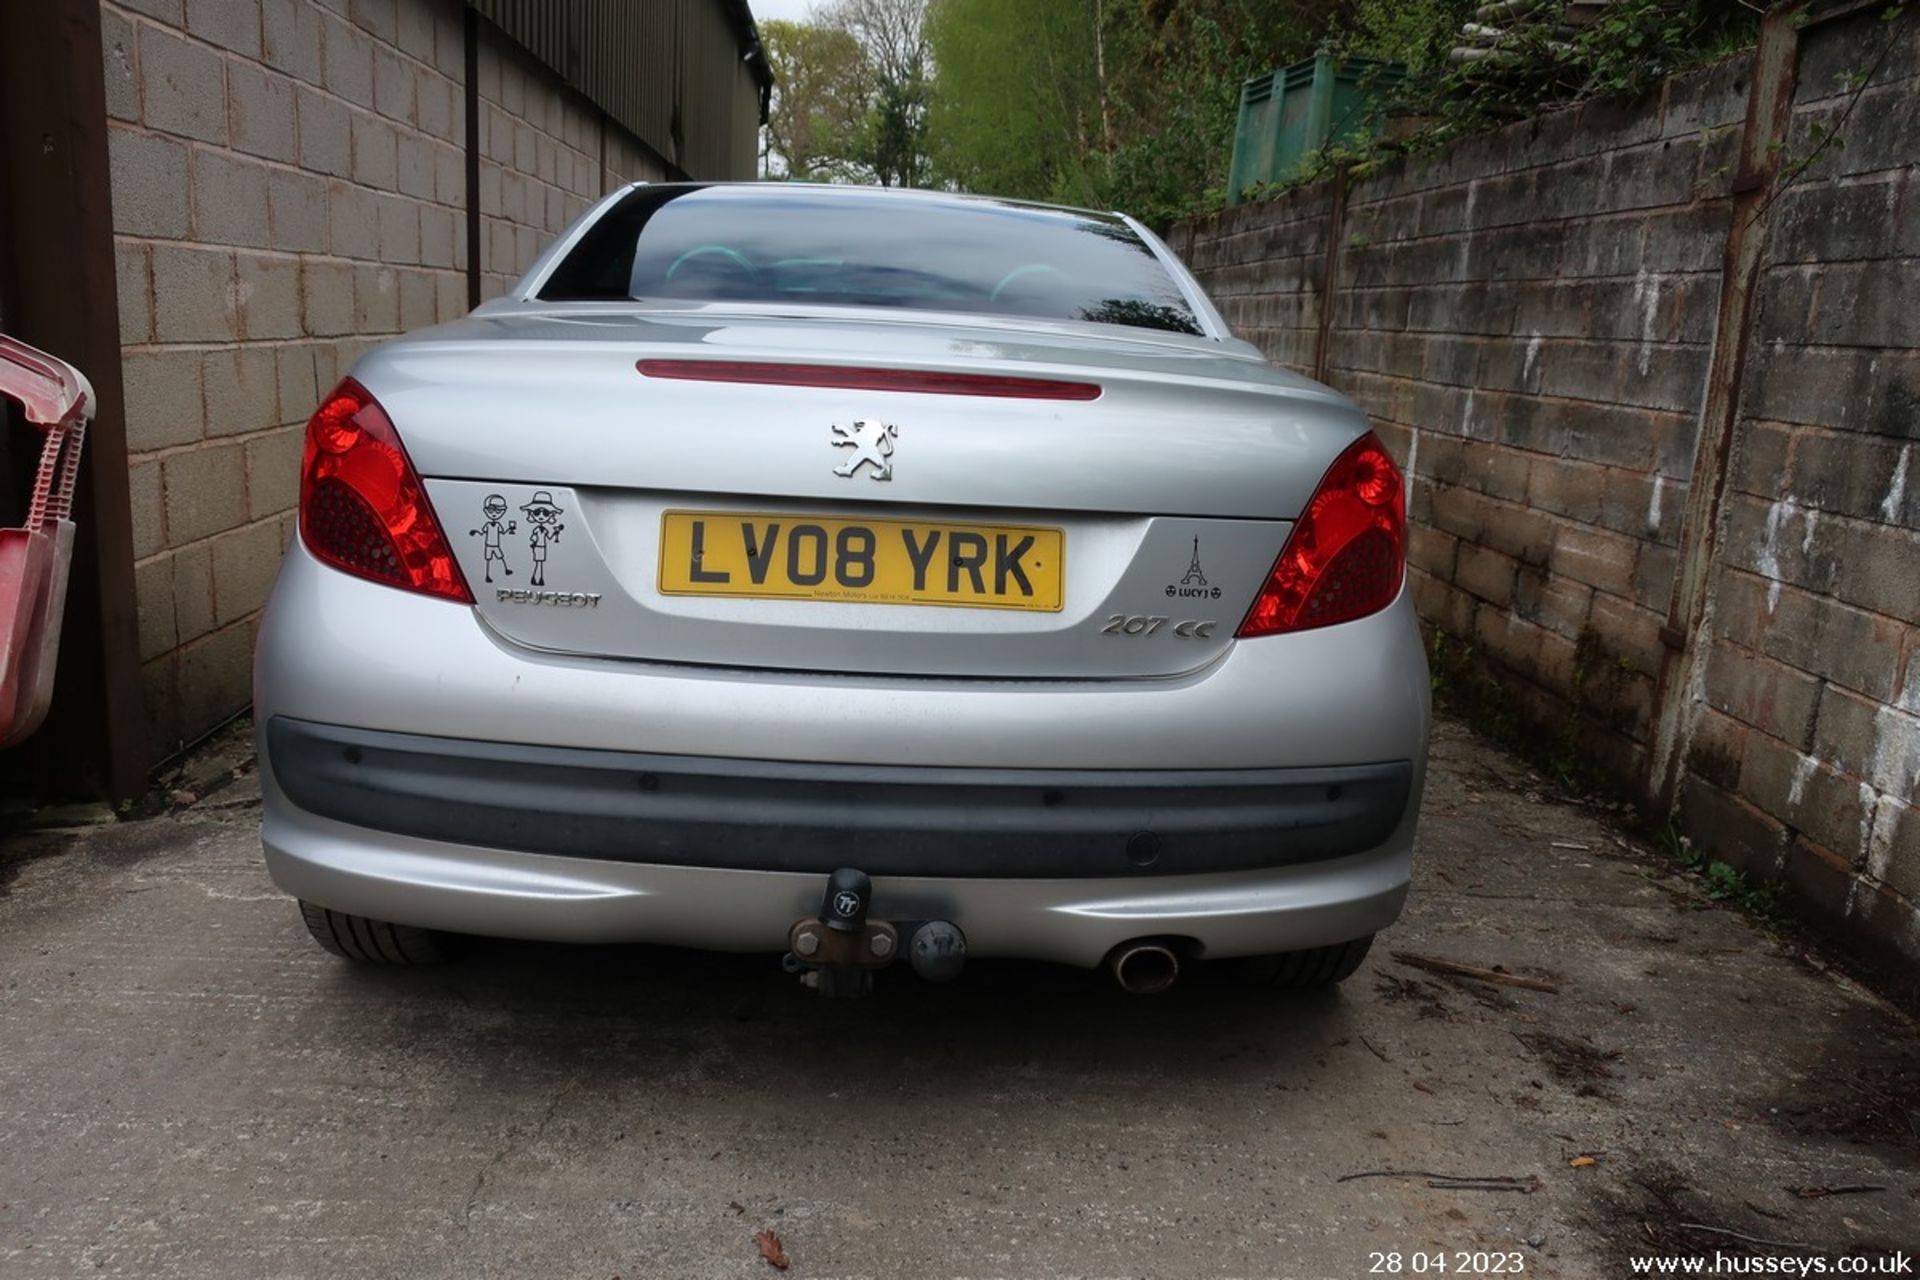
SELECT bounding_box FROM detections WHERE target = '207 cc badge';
[831,419,898,481]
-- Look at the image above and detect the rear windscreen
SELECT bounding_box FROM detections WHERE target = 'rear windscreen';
[537,185,1203,335]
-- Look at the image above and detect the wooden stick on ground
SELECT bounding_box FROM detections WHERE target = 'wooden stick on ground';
[1390,950,1561,993]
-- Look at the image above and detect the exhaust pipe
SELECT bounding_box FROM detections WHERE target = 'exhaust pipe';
[1108,941,1181,995]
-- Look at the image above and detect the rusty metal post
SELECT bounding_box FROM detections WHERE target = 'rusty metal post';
[1645,4,1807,811]
[1313,166,1350,384]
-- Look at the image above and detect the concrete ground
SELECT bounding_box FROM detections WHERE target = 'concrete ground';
[1,718,1916,1280]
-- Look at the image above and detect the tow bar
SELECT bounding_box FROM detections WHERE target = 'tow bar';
[785,867,967,996]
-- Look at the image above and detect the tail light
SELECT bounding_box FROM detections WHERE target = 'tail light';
[638,359,1102,401]
[1237,431,1405,637]
[298,379,472,603]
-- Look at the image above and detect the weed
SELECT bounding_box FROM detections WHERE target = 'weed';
[1648,816,1787,922]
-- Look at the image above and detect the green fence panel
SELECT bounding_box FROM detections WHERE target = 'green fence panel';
[1227,54,1404,204]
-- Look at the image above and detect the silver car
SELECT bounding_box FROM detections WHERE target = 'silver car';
[256,183,1429,995]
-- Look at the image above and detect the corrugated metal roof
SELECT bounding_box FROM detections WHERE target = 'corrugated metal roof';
[468,0,769,179]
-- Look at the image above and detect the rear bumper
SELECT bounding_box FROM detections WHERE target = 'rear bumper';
[260,772,1414,968]
[255,544,1429,965]
[268,716,1414,879]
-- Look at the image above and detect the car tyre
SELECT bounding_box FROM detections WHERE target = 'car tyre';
[1240,935,1374,988]
[299,901,449,964]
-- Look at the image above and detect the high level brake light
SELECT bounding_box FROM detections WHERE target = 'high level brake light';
[298,378,472,603]
[1237,431,1406,637]
[637,358,1102,401]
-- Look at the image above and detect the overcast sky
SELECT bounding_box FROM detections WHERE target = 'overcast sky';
[749,0,821,23]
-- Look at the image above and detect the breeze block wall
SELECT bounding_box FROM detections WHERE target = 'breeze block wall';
[1682,15,1920,948]
[1180,180,1338,375]
[1329,63,1749,786]
[1176,7,1920,968]
[103,0,669,756]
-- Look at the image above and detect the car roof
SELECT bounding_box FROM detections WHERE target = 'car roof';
[624,181,1129,226]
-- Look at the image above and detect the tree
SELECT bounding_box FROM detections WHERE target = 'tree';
[925,0,1112,206]
[1104,0,1339,221]
[824,0,928,88]
[860,72,932,186]
[761,19,871,180]
[820,0,933,186]
[923,0,1340,222]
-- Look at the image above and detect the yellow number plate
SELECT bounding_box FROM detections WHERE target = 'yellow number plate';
[658,511,1064,611]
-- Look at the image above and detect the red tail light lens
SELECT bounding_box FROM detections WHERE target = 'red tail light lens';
[1237,431,1405,637]
[298,378,472,603]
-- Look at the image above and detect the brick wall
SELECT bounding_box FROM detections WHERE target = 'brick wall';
[104,0,670,755]
[1176,8,1919,967]
[1683,14,1920,951]
[1182,181,1337,375]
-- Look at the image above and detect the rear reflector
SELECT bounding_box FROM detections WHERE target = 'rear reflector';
[637,359,1102,401]
[1237,431,1406,637]
[298,379,472,604]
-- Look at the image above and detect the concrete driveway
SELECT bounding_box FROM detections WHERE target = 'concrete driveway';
[2,719,1916,1279]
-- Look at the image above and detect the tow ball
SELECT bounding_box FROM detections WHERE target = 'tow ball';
[785,867,966,996]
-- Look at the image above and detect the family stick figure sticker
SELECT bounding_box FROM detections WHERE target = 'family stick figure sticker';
[469,494,517,583]
[472,488,598,607]
[520,490,565,586]
[469,489,566,587]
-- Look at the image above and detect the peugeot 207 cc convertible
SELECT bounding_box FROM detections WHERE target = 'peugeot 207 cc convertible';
[256,182,1430,996]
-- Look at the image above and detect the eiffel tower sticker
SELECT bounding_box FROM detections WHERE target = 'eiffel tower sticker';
[1180,537,1207,587]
